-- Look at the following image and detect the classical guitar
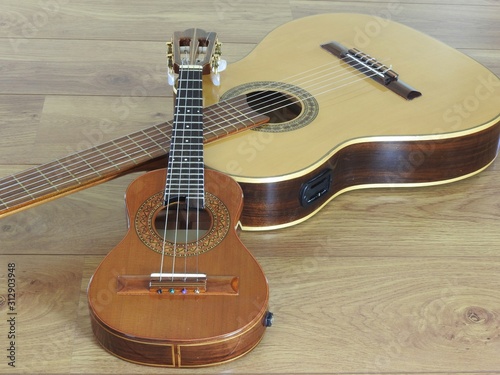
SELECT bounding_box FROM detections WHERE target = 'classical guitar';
[1,14,499,230]
[87,30,271,368]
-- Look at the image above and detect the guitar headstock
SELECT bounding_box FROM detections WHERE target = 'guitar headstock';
[167,28,222,76]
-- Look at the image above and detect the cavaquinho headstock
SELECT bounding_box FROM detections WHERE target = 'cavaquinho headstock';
[166,28,224,85]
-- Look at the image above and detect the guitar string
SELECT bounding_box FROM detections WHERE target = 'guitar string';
[160,54,384,282]
[0,55,374,199]
[0,56,385,207]
[216,56,389,129]
[182,63,194,281]
[161,63,204,283]
[0,56,378,199]
[159,63,183,283]
[0,62,380,210]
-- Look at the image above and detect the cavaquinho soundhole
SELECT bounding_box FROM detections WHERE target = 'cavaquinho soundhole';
[154,201,212,243]
[135,191,230,256]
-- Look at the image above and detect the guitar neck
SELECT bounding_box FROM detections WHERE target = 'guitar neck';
[0,97,269,218]
[166,66,205,208]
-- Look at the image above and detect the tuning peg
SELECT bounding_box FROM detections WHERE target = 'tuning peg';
[211,72,221,86]
[217,59,227,72]
[167,69,175,86]
[210,60,227,86]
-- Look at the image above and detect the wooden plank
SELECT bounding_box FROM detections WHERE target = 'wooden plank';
[0,0,292,43]
[290,1,500,49]
[0,96,45,163]
[0,255,83,373]
[0,39,255,96]
[7,256,498,373]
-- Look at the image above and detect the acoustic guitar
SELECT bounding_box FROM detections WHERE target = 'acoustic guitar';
[1,14,499,230]
[87,30,271,368]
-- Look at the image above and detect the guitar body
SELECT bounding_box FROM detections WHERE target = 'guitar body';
[203,13,500,230]
[87,168,270,367]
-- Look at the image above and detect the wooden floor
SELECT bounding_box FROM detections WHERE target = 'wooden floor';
[1,1,500,374]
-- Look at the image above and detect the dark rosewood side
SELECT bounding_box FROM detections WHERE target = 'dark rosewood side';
[239,121,500,228]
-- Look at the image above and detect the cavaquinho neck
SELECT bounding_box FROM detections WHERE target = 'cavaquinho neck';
[165,65,205,208]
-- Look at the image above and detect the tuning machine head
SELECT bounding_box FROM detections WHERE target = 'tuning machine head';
[210,41,226,86]
[166,40,175,86]
[165,30,226,87]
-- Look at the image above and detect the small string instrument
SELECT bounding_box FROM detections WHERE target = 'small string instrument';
[87,29,272,368]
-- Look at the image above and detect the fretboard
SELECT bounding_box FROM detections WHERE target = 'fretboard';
[165,66,205,208]
[0,95,269,218]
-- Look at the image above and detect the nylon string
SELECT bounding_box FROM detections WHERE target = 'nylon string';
[0,52,388,208]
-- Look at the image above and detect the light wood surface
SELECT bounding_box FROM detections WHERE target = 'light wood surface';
[1,1,500,374]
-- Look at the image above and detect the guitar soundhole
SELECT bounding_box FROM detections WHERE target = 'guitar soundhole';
[246,91,302,124]
[220,81,319,132]
[154,202,212,243]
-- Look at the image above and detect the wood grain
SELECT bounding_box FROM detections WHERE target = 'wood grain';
[1,1,500,374]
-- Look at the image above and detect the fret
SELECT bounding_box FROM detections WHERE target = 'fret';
[0,176,35,207]
[165,182,205,187]
[93,147,121,171]
[172,131,203,137]
[11,175,36,199]
[168,156,203,161]
[127,134,153,158]
[16,166,62,196]
[110,139,139,166]
[175,106,203,111]
[171,146,203,151]
[173,118,203,125]
[55,159,82,184]
[36,167,60,189]
[165,186,204,191]
[169,161,203,166]
[167,173,204,179]
[130,134,162,159]
[0,197,7,210]
[79,155,102,177]
[154,122,173,141]
[59,152,98,178]
[140,130,166,154]
[224,101,255,124]
[202,122,224,140]
[215,102,247,131]
[78,149,120,176]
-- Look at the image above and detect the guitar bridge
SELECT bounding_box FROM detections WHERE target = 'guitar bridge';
[116,273,239,296]
[321,41,422,100]
[149,273,207,294]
